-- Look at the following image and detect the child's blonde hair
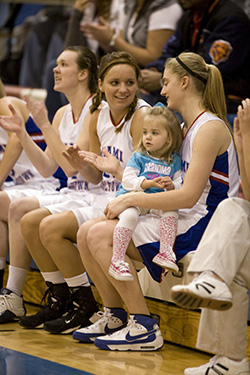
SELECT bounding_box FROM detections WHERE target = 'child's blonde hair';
[135,106,182,164]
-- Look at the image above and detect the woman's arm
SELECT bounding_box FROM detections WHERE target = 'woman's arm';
[25,97,84,177]
[81,17,173,67]
[63,110,104,184]
[0,133,22,188]
[104,120,229,219]
[234,99,250,200]
[0,103,59,177]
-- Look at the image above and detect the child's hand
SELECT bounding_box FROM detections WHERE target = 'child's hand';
[157,176,175,190]
[141,176,174,190]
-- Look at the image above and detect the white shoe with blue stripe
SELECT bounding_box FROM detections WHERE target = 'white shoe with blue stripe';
[94,314,164,351]
[72,307,127,342]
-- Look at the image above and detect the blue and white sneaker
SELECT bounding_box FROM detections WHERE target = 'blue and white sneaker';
[94,314,164,351]
[72,307,127,342]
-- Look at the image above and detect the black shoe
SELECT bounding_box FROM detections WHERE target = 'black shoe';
[19,282,70,329]
[43,286,99,334]
[0,269,4,289]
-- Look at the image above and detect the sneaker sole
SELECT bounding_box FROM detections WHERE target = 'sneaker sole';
[73,322,128,342]
[171,289,233,311]
[94,335,164,351]
[153,258,179,273]
[43,324,82,335]
[72,331,105,342]
[18,321,44,329]
[108,268,134,281]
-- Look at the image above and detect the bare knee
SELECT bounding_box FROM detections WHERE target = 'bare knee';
[39,215,58,247]
[87,220,117,255]
[40,210,78,247]
[9,197,39,223]
[21,208,49,240]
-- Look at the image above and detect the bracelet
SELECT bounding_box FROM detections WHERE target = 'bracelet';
[109,29,119,47]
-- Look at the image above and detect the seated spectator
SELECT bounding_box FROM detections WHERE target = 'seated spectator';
[139,0,250,128]
[18,5,70,88]
[80,0,183,68]
[171,98,250,375]
[0,3,45,85]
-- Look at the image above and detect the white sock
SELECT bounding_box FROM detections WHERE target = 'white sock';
[64,272,90,288]
[6,265,28,296]
[0,257,6,270]
[40,270,65,284]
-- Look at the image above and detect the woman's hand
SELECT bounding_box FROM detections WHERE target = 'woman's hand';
[104,194,130,219]
[79,148,120,175]
[80,17,114,50]
[25,95,49,130]
[0,104,25,136]
[62,144,88,171]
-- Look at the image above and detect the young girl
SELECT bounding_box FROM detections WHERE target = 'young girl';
[109,106,182,281]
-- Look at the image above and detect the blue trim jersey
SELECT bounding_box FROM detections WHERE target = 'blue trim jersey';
[132,112,239,282]
[96,99,150,196]
[116,151,182,196]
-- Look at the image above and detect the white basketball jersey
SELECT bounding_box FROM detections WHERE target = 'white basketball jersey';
[96,98,150,195]
[58,97,101,192]
[180,111,239,218]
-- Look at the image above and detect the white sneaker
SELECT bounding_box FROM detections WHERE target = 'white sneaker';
[0,288,26,323]
[171,272,233,310]
[184,355,250,375]
[94,314,164,351]
[72,307,128,342]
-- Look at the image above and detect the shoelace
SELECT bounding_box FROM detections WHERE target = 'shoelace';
[0,294,15,309]
[89,309,113,328]
[113,261,130,272]
[108,316,137,337]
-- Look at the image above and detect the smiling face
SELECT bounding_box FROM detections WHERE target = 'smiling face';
[142,116,169,158]
[99,64,138,121]
[53,50,84,93]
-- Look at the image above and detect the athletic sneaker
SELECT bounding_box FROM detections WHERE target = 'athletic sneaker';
[72,307,128,342]
[94,314,164,351]
[171,272,233,311]
[109,261,134,281]
[184,355,250,375]
[19,282,70,329]
[43,286,99,334]
[0,288,26,323]
[152,251,179,273]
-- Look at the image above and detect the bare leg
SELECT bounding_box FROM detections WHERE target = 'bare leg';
[8,196,41,269]
[78,217,149,314]
[39,210,85,278]
[0,192,11,260]
[20,207,57,272]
